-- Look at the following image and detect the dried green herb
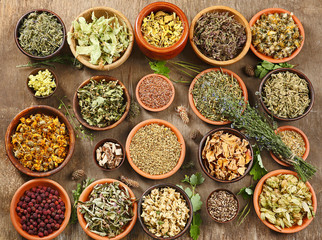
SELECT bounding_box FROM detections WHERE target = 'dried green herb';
[16,55,84,69]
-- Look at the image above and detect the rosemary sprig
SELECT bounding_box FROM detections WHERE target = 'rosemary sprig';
[16,55,83,69]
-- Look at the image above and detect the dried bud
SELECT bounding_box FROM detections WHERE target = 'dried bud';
[176,105,189,124]
[120,175,140,188]
[244,64,255,77]
[71,169,85,181]
[189,129,202,143]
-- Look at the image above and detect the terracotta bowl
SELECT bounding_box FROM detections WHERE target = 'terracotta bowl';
[259,68,314,121]
[26,68,58,99]
[15,9,66,60]
[10,178,71,240]
[93,138,125,171]
[189,68,248,125]
[137,183,193,239]
[135,74,175,112]
[125,119,186,180]
[206,188,239,223]
[249,8,305,63]
[5,105,75,177]
[270,126,310,167]
[68,7,134,71]
[190,6,251,66]
[134,2,189,60]
[73,75,130,131]
[198,127,253,183]
[77,178,137,240]
[253,169,317,233]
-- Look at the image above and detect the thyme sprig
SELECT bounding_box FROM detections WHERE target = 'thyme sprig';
[16,55,83,69]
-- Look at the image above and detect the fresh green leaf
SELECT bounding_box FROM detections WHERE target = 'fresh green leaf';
[148,60,170,78]
[254,66,262,78]
[249,145,268,181]
[190,224,200,240]
[259,69,269,79]
[185,187,193,198]
[190,173,205,186]
[182,175,190,184]
[279,62,295,68]
[176,184,184,190]
[237,186,254,200]
[273,64,282,70]
[261,60,275,70]
[192,212,202,226]
[237,201,251,225]
[191,194,202,212]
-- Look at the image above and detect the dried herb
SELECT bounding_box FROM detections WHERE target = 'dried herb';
[255,60,295,79]
[278,130,306,159]
[244,64,255,77]
[95,141,123,169]
[119,175,140,188]
[126,100,140,122]
[189,129,202,143]
[176,105,189,124]
[28,69,56,97]
[16,55,84,69]
[71,169,86,181]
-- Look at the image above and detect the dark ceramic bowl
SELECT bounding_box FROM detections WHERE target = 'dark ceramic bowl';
[138,183,193,239]
[259,68,314,121]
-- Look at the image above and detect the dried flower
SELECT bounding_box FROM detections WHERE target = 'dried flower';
[244,64,255,77]
[189,129,202,143]
[119,175,140,188]
[176,105,189,124]
[71,169,85,181]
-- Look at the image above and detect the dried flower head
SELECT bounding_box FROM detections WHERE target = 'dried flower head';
[176,105,189,124]
[71,169,86,181]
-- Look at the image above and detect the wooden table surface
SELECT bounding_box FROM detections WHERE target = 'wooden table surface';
[1,0,321,239]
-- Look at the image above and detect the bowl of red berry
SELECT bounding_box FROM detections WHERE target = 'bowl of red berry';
[10,178,71,240]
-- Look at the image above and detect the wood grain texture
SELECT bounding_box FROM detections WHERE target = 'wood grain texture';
[1,0,321,239]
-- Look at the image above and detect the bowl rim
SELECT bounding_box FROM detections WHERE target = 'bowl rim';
[73,75,130,131]
[10,178,71,240]
[198,127,253,183]
[137,183,193,239]
[259,68,315,121]
[5,105,75,177]
[253,169,317,233]
[189,5,251,66]
[249,8,305,63]
[125,119,186,180]
[135,73,175,112]
[68,6,134,71]
[188,67,248,125]
[14,9,66,60]
[77,178,138,240]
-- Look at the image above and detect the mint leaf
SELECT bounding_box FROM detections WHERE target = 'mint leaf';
[191,194,202,212]
[259,69,269,79]
[279,62,295,68]
[238,186,254,200]
[185,187,193,198]
[190,224,200,240]
[261,60,274,70]
[149,60,170,78]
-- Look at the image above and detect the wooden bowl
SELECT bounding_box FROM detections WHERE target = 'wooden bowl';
[77,178,137,240]
[134,2,189,60]
[15,9,66,60]
[5,105,75,177]
[198,127,253,183]
[68,7,134,71]
[270,126,310,167]
[26,68,58,99]
[259,68,314,121]
[73,75,130,131]
[253,169,317,233]
[135,74,175,112]
[93,138,125,171]
[206,188,239,223]
[10,178,71,240]
[189,6,251,66]
[249,8,305,63]
[189,68,248,125]
[125,119,186,180]
[137,183,193,239]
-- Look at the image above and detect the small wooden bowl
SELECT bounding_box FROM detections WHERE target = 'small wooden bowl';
[125,119,186,180]
[77,178,137,240]
[93,138,125,171]
[68,7,133,71]
[189,6,251,66]
[253,169,317,233]
[73,75,130,131]
[206,188,239,223]
[249,8,305,63]
[137,183,193,239]
[259,68,314,121]
[189,68,248,125]
[198,127,253,183]
[27,68,58,99]
[135,74,175,112]
[5,105,75,177]
[134,2,189,60]
[270,126,310,167]
[10,178,71,240]
[15,9,66,60]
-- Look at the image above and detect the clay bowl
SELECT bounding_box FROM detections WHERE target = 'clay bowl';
[137,183,193,239]
[125,119,186,180]
[189,68,248,125]
[5,105,75,177]
[206,188,239,223]
[189,6,251,66]
[135,73,175,112]
[10,178,71,240]
[73,75,130,131]
[134,2,189,60]
[77,178,137,240]
[253,169,317,233]
[68,7,134,71]
[198,127,253,183]
[15,9,66,60]
[259,68,314,121]
[249,8,305,63]
[26,68,58,99]
[270,126,310,167]
[93,138,125,171]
